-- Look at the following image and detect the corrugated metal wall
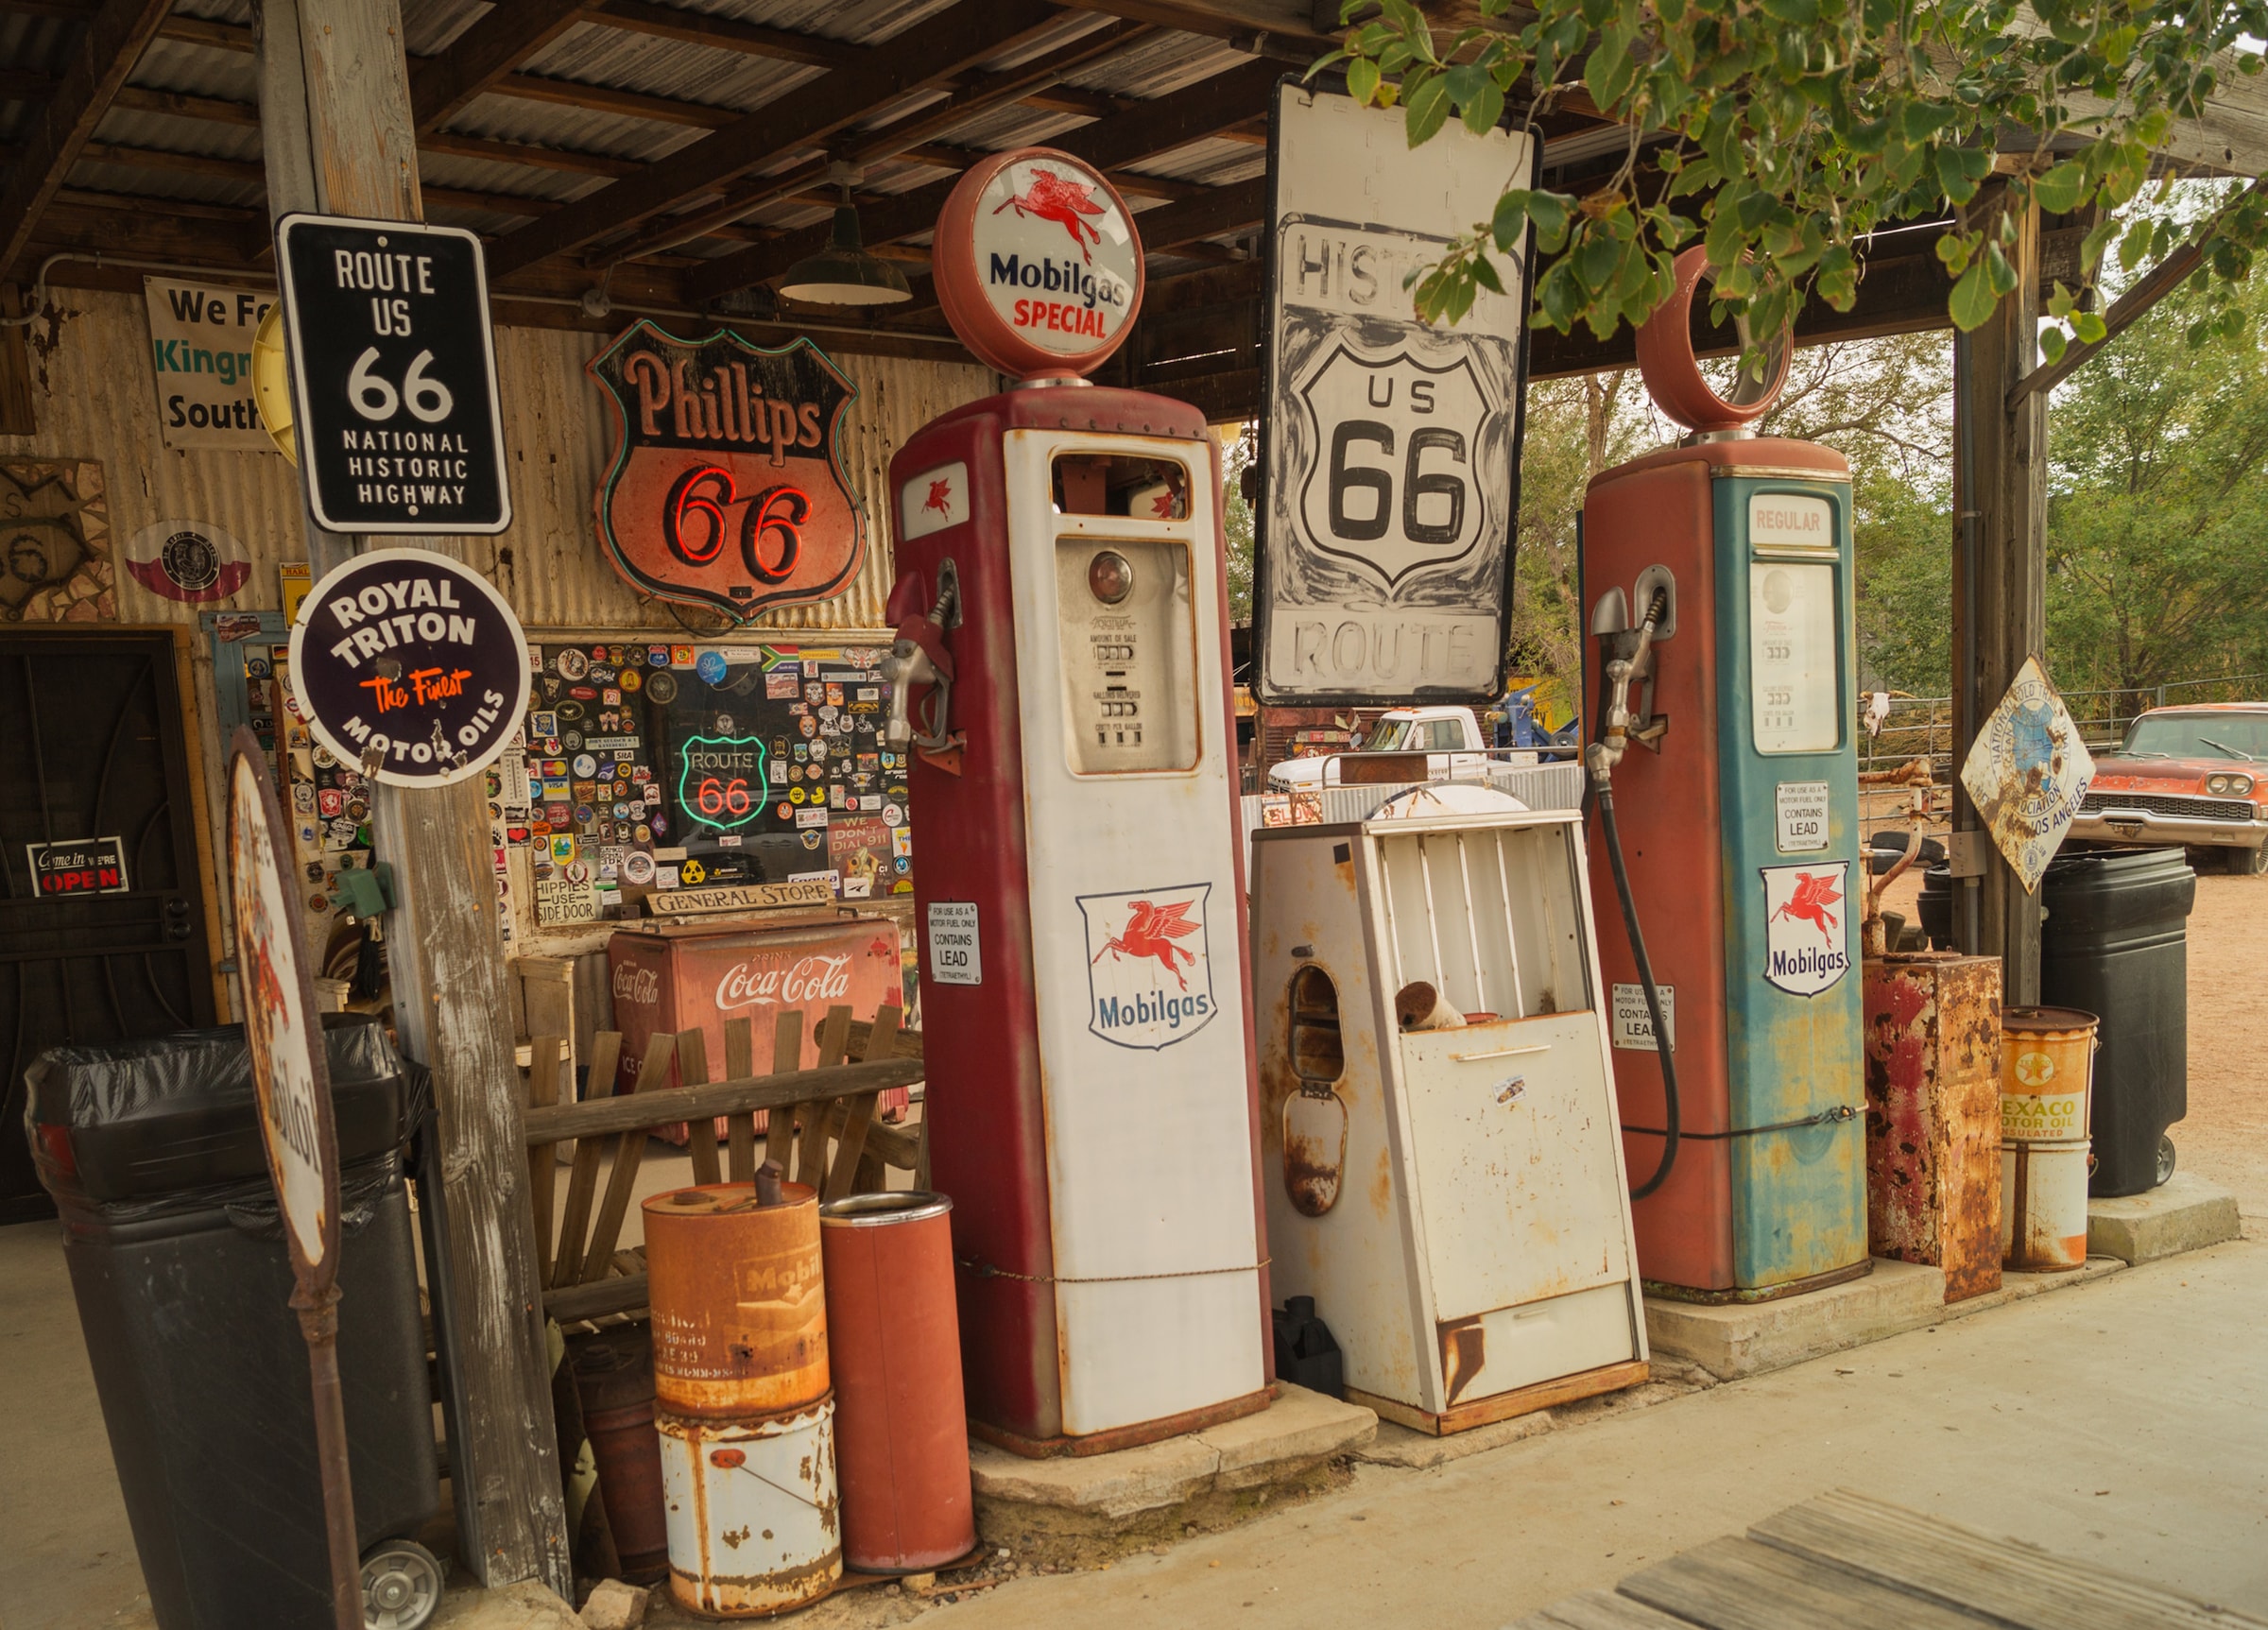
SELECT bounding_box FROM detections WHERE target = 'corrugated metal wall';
[0,287,994,632]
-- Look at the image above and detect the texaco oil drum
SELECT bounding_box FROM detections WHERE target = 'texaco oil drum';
[644,1183,828,1416]
[656,1399,841,1617]
[819,1192,976,1573]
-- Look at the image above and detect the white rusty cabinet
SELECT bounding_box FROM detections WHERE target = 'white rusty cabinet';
[1252,807,1649,1433]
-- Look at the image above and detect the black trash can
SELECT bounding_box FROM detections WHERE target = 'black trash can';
[2038,847,2195,1197]
[25,1013,443,1630]
[1917,849,2194,1195]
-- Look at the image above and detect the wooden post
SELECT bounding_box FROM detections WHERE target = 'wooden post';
[256,0,573,1595]
[1950,177,2048,1005]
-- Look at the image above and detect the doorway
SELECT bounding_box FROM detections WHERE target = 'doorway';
[0,629,217,1222]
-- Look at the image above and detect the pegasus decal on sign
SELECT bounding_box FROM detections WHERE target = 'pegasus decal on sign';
[995,167,1106,261]
[1077,884,1216,1049]
[1761,861,1850,997]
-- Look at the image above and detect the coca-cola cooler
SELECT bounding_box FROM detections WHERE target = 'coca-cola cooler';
[607,914,909,1126]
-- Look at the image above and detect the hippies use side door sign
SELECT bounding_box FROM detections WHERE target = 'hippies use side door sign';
[1257,83,1537,708]
[589,322,864,623]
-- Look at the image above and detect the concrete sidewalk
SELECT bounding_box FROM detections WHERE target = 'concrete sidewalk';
[920,1231,2268,1629]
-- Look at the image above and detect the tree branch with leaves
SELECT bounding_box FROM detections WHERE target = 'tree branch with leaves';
[1323,0,2268,364]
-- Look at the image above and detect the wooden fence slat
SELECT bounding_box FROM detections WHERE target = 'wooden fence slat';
[825,1004,899,1202]
[551,1031,620,1291]
[798,1005,853,1186]
[765,1009,804,1172]
[724,1018,755,1184]
[678,1028,721,1186]
[578,1032,678,1284]
[523,1055,925,1144]
[524,1035,564,1285]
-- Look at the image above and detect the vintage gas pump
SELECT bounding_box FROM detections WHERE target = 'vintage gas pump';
[1581,248,1867,1299]
[880,149,1270,1450]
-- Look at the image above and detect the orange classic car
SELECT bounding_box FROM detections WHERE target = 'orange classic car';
[2070,703,2268,873]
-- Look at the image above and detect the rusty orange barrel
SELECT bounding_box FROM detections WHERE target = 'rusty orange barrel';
[644,1183,828,1417]
[819,1192,976,1573]
[568,1326,670,1584]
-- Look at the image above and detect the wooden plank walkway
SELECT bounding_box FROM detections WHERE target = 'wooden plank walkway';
[1511,1489,2268,1630]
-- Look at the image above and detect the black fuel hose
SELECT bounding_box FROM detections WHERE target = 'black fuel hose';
[1594,780,1680,1200]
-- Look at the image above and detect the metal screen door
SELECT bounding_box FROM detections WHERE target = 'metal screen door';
[0,630,216,1222]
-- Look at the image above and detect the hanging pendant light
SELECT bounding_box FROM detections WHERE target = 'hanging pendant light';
[778,170,911,307]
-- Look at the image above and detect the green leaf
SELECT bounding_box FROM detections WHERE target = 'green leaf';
[1984,240,2019,298]
[1949,259,1998,331]
[2118,219,2152,274]
[1491,190,1532,253]
[1538,259,1583,330]
[2071,310,2106,344]
[2031,161,2087,215]
[1528,191,1573,254]
[1933,144,1989,204]
[2045,280,2074,319]
[1405,70,1452,146]
[1346,54,1382,106]
[2038,326,2068,365]
[1585,27,1636,112]
[1469,253,1506,296]
[1460,76,1505,133]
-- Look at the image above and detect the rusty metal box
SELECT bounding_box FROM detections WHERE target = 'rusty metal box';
[1862,952,2003,1302]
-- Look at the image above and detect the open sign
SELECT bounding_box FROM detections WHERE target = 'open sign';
[26,836,129,896]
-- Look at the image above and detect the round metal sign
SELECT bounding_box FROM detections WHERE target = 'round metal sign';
[227,728,340,1287]
[288,548,532,787]
[1634,246,1792,433]
[932,147,1144,380]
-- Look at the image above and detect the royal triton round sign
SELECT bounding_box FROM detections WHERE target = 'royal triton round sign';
[933,147,1144,379]
[288,549,532,787]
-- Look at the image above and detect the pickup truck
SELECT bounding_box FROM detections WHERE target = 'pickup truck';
[1266,706,1529,792]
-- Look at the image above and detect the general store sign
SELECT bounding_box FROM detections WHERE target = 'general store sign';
[1256,85,1534,706]
[588,322,864,623]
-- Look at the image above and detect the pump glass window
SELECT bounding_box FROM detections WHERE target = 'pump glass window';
[1051,453,1189,520]
[1057,535,1199,773]
[1748,562,1838,754]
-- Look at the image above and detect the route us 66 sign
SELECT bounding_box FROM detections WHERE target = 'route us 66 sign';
[1257,83,1536,707]
[276,214,510,535]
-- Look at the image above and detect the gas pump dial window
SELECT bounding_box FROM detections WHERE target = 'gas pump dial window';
[1748,560,1839,754]
[1056,536,1200,775]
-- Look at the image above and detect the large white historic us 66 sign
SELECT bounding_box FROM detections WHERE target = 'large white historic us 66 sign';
[1256,84,1537,706]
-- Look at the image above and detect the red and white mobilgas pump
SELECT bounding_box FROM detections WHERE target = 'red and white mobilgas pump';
[883,149,1270,1451]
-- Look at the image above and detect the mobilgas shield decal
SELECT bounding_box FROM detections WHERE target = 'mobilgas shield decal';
[1078,883,1216,1050]
[1760,860,1850,997]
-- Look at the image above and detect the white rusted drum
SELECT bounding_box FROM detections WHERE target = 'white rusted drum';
[2001,1006,2097,1142]
[2001,1139,2091,1273]
[657,1398,841,1617]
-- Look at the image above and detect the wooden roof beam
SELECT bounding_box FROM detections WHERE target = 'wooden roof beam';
[0,0,171,278]
[683,55,1281,301]
[487,0,1065,276]
[591,18,1148,266]
[412,0,601,132]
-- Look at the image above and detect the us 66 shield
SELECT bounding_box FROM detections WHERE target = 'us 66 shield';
[276,214,510,535]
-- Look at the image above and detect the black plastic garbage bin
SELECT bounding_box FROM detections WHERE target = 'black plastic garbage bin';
[25,1013,444,1630]
[1917,848,2193,1196]
[2038,847,2195,1197]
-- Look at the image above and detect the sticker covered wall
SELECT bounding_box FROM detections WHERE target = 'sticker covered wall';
[1256,85,1535,706]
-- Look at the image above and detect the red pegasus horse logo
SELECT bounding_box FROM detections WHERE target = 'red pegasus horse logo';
[1772,871,1844,939]
[1091,899,1201,989]
[922,477,954,516]
[994,167,1106,263]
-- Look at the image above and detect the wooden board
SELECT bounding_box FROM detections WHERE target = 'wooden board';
[1618,1535,1990,1630]
[551,1031,620,1291]
[1348,1359,1648,1437]
[1749,1488,2268,1630]
[1509,1590,1703,1630]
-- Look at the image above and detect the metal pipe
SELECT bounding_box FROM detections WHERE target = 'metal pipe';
[1953,327,1983,955]
[1454,834,1487,1015]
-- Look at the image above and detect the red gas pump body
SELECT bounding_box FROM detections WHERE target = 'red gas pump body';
[887,384,1270,1446]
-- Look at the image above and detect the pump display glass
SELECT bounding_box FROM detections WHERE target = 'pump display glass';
[1747,560,1838,754]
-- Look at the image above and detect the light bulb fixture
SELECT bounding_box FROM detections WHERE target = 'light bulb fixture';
[776,178,912,308]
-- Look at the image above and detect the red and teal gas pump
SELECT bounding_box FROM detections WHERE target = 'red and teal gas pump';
[1582,249,1867,1298]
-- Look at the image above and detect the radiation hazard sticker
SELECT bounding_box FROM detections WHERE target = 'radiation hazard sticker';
[1761,861,1851,997]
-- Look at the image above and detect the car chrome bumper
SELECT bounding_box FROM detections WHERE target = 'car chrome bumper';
[2068,810,2267,848]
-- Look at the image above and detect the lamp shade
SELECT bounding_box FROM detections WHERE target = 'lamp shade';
[778,201,912,306]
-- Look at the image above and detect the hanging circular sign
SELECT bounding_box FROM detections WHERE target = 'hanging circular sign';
[1634,245,1792,433]
[288,548,533,788]
[932,147,1144,380]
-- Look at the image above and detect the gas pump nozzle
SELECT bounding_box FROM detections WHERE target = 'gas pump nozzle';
[883,559,962,762]
[1586,586,1672,790]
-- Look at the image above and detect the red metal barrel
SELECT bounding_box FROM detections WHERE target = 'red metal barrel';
[567,1326,669,1584]
[818,1192,976,1573]
[644,1183,828,1417]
